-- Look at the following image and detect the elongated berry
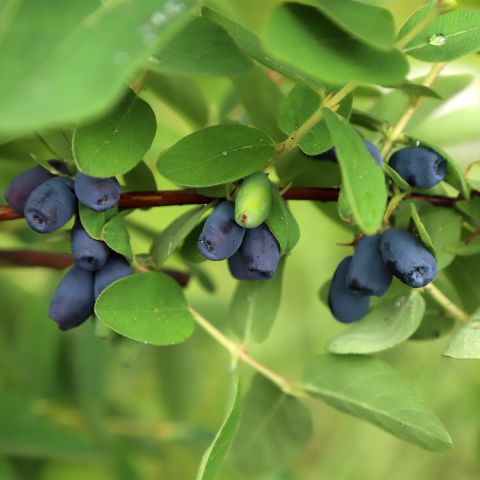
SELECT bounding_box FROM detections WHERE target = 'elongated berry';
[328,257,370,323]
[389,147,446,189]
[24,177,76,233]
[71,222,110,271]
[380,229,437,288]
[74,172,120,212]
[5,166,53,213]
[48,266,95,330]
[198,201,245,261]
[347,235,392,296]
[235,172,272,228]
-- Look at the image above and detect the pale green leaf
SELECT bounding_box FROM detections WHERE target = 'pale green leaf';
[102,215,133,260]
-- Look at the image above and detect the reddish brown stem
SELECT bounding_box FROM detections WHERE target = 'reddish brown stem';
[0,188,460,222]
[0,249,190,287]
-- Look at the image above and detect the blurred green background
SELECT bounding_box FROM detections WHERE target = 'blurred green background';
[1,1,480,479]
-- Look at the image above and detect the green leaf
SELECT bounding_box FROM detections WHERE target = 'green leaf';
[384,164,412,191]
[232,67,285,142]
[277,85,352,155]
[73,92,156,177]
[95,272,194,346]
[323,109,387,235]
[146,73,209,128]
[123,160,157,192]
[230,257,285,343]
[445,255,480,314]
[264,3,408,85]
[265,190,300,254]
[202,6,326,89]
[0,0,197,135]
[303,355,452,451]
[157,125,275,187]
[296,0,396,49]
[446,236,480,256]
[196,380,241,480]
[0,391,106,460]
[456,197,480,227]
[419,207,462,269]
[151,205,211,268]
[444,318,480,359]
[409,203,436,257]
[179,221,208,263]
[391,83,442,100]
[231,376,313,477]
[151,16,253,76]
[466,162,480,191]
[401,7,480,62]
[326,293,425,354]
[79,204,118,240]
[102,215,133,260]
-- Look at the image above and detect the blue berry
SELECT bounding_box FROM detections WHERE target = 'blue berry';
[380,229,437,288]
[5,166,53,213]
[347,235,392,296]
[328,256,370,323]
[389,147,447,189]
[74,172,120,212]
[24,177,76,233]
[198,201,245,261]
[48,266,95,331]
[71,222,110,271]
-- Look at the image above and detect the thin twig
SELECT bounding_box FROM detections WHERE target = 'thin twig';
[423,283,470,323]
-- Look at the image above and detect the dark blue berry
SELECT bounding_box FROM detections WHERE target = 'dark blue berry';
[347,235,392,296]
[389,147,447,189]
[198,201,245,261]
[48,266,95,331]
[94,254,133,299]
[328,256,370,323]
[5,166,53,213]
[380,229,437,288]
[237,224,280,280]
[71,222,110,271]
[74,172,120,212]
[228,251,262,280]
[24,177,76,233]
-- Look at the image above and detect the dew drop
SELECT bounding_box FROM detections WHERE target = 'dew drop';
[151,11,167,26]
[222,151,227,156]
[429,33,447,46]
[113,129,119,134]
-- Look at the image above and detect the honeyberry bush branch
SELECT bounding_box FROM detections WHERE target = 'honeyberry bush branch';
[423,283,471,323]
[0,188,464,222]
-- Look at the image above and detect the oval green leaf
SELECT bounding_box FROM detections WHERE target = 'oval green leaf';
[95,272,194,346]
[0,0,196,135]
[73,92,157,177]
[303,354,452,451]
[326,293,425,354]
[102,215,133,260]
[323,109,387,235]
[264,3,408,85]
[444,319,480,359]
[157,125,275,187]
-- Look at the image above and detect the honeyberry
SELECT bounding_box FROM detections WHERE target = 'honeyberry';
[48,266,95,331]
[347,235,392,296]
[198,201,245,261]
[74,172,120,212]
[389,147,447,189]
[328,256,370,323]
[227,251,259,280]
[237,224,280,280]
[24,177,76,233]
[71,222,110,271]
[94,254,133,299]
[235,172,272,228]
[380,228,437,288]
[5,166,53,213]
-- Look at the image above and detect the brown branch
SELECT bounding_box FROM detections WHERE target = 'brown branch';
[0,188,460,222]
[0,249,190,287]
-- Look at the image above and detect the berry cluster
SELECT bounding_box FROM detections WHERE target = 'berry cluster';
[327,145,446,324]
[5,165,132,330]
[197,172,281,280]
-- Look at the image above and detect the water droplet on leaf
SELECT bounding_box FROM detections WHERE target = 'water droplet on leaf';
[429,33,447,46]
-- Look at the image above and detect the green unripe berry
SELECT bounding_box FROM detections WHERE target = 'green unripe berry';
[235,172,272,228]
